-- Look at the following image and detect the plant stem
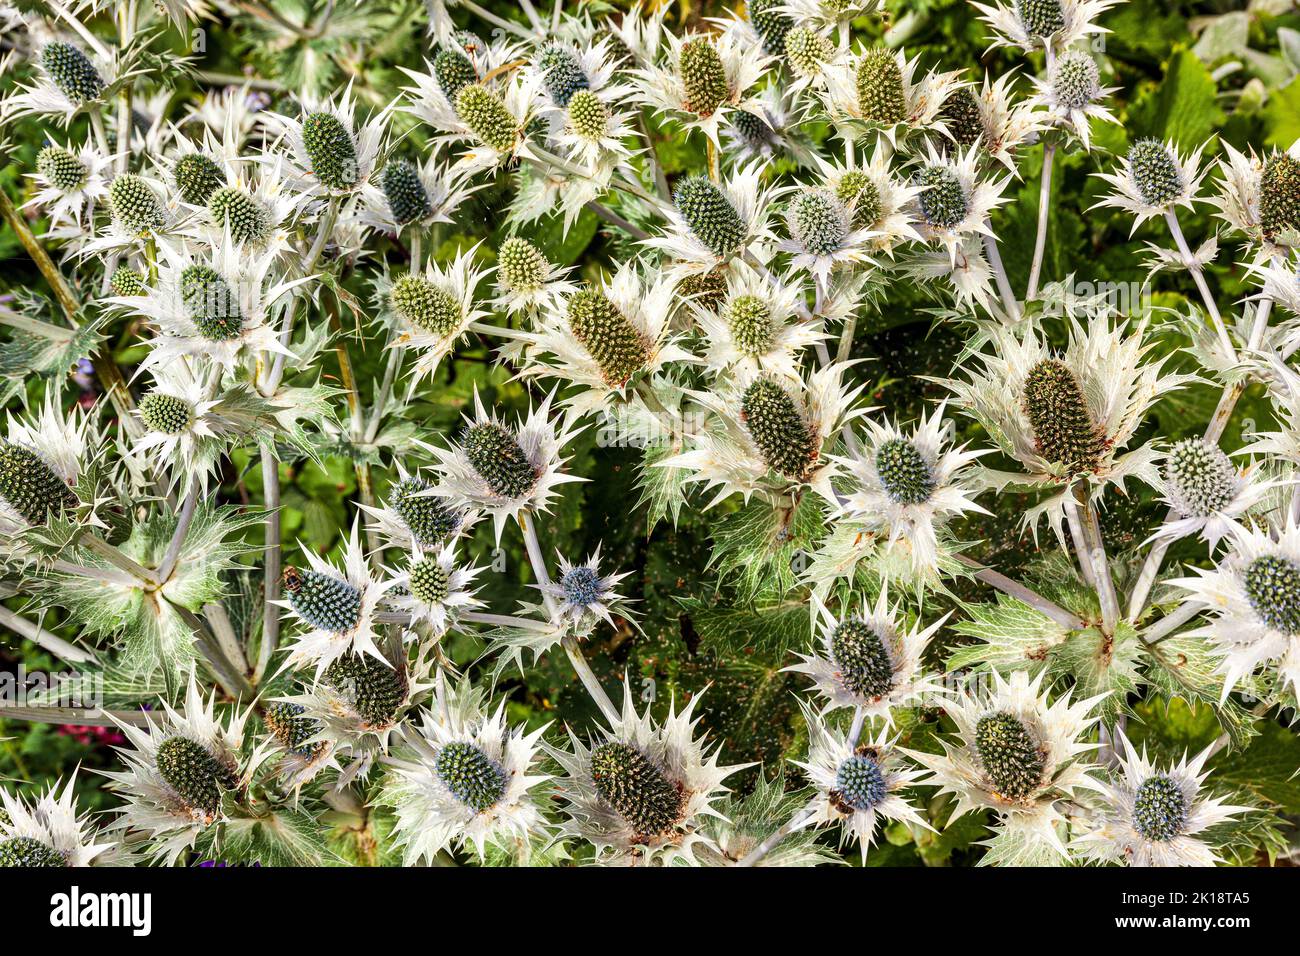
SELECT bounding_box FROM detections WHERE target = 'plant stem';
[1165,210,1232,356]
[255,449,281,683]
[1025,141,1055,301]
[983,228,1021,320]
[0,605,98,665]
[562,635,618,723]
[1079,490,1120,633]
[736,806,817,867]
[584,201,651,241]
[156,488,198,584]
[955,555,1085,629]
[1140,600,1202,645]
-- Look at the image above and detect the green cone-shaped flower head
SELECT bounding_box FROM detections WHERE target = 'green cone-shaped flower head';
[567,90,609,141]
[974,712,1044,800]
[724,294,774,356]
[785,27,833,78]
[730,109,773,151]
[0,836,65,867]
[180,265,243,341]
[156,736,235,814]
[747,0,793,55]
[835,171,881,229]
[408,557,451,604]
[173,153,225,205]
[390,274,462,338]
[324,653,406,726]
[674,176,747,258]
[1260,153,1300,243]
[463,422,538,499]
[283,567,363,634]
[1243,554,1300,635]
[301,111,359,191]
[455,84,518,153]
[940,88,983,149]
[391,476,461,546]
[537,43,589,107]
[875,438,935,505]
[740,377,816,479]
[788,187,850,256]
[208,186,270,245]
[1015,0,1066,38]
[590,741,684,837]
[567,289,650,387]
[1132,774,1188,842]
[1127,139,1183,207]
[1053,51,1101,110]
[855,49,906,125]
[498,237,549,294]
[434,47,477,102]
[1163,439,1236,518]
[139,392,194,435]
[834,754,887,811]
[914,165,968,228]
[679,38,729,116]
[0,440,77,525]
[1021,358,1105,474]
[109,174,164,236]
[265,701,324,758]
[831,617,895,699]
[37,146,87,192]
[381,159,432,227]
[436,741,507,812]
[41,42,103,104]
[109,265,146,297]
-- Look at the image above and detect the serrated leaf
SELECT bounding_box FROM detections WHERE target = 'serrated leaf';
[947,595,1070,672]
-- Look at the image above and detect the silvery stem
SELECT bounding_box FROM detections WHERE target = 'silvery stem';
[1025,141,1055,301]
[0,605,97,665]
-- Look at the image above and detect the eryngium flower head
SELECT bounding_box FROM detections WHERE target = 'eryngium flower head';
[138,392,194,435]
[324,653,407,727]
[1260,153,1300,244]
[109,266,146,297]
[0,439,78,525]
[497,237,549,294]
[835,170,882,229]
[566,90,609,141]
[1131,774,1187,842]
[284,566,363,635]
[566,288,651,387]
[874,437,936,505]
[41,42,103,104]
[674,175,747,259]
[741,377,817,480]
[1021,358,1106,476]
[380,159,433,228]
[855,49,906,125]
[537,43,589,106]
[455,84,518,152]
[1127,138,1184,207]
[940,87,983,148]
[207,186,270,245]
[390,273,463,338]
[785,27,833,79]
[173,153,225,205]
[408,556,451,604]
[1163,439,1236,518]
[301,111,359,191]
[831,617,895,698]
[0,836,64,867]
[461,422,538,500]
[109,174,165,236]
[1052,50,1101,109]
[974,712,1046,800]
[913,164,969,228]
[264,702,324,759]
[787,187,851,256]
[748,0,793,56]
[1242,554,1300,635]
[590,741,684,838]
[180,264,243,341]
[679,269,729,311]
[434,47,477,102]
[155,736,236,815]
[0,775,118,868]
[679,38,729,116]
[390,475,461,547]
[723,294,775,356]
[436,741,507,812]
[37,146,87,192]
[1015,0,1065,37]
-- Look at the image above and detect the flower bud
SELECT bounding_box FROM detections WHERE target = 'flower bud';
[41,42,103,104]
[436,741,507,812]
[301,111,359,191]
[463,423,538,499]
[567,289,650,387]
[1128,139,1183,207]
[109,174,164,236]
[37,146,87,192]
[156,736,235,814]
[390,274,462,338]
[740,377,816,479]
[855,49,905,125]
[208,186,270,245]
[679,38,728,116]
[1022,358,1104,474]
[455,84,518,153]
[831,618,895,698]
[674,176,746,258]
[173,153,225,205]
[324,653,406,726]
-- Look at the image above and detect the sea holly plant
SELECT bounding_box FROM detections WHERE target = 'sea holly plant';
[0,0,1296,873]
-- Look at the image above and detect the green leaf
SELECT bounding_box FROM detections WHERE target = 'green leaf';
[947,595,1069,672]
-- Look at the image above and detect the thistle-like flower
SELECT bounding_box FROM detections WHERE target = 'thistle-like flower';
[791,704,933,863]
[1150,439,1275,552]
[131,360,226,497]
[907,669,1106,864]
[361,462,472,551]
[1210,141,1300,261]
[721,84,812,165]
[266,84,390,196]
[779,184,877,288]
[1027,49,1119,151]
[359,152,481,237]
[0,775,121,867]
[808,145,925,256]
[786,590,946,720]
[0,394,87,537]
[550,682,747,865]
[821,47,965,145]
[1072,731,1247,867]
[381,244,491,382]
[972,0,1121,55]
[383,540,485,637]
[5,36,134,123]
[493,236,577,317]
[22,137,110,227]
[1093,138,1208,232]
[537,545,634,635]
[907,143,1012,265]
[942,71,1044,173]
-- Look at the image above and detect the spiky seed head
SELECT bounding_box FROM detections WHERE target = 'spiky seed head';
[730,109,773,151]
[855,49,906,125]
[173,153,225,205]
[301,111,359,191]
[679,269,729,312]
[1022,358,1105,475]
[109,265,146,297]
[139,392,194,435]
[434,47,477,102]
[1132,774,1189,842]
[498,237,549,293]
[1127,139,1183,207]
[408,558,451,604]
[109,174,164,236]
[36,146,87,191]
[835,171,882,229]
[1243,555,1300,634]
[830,617,895,699]
[785,27,833,79]
[389,274,462,338]
[974,712,1045,800]
[561,564,601,607]
[207,186,270,245]
[156,736,235,814]
[913,165,968,228]
[590,741,684,837]
[740,377,817,479]
[674,176,747,258]
[180,265,243,341]
[323,653,407,726]
[1260,153,1300,244]
[788,187,850,256]
[874,437,935,505]
[679,39,729,116]
[567,289,650,387]
[435,741,507,812]
[537,43,589,107]
[833,754,887,811]
[940,88,983,149]
[1015,0,1066,38]
[40,42,103,104]
[723,294,775,356]
[1162,438,1236,518]
[264,702,324,758]
[747,0,793,56]
[391,475,461,546]
[455,84,518,153]
[463,422,538,499]
[0,837,64,867]
[283,566,363,634]
[0,440,77,525]
[567,90,609,141]
[1053,51,1101,110]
